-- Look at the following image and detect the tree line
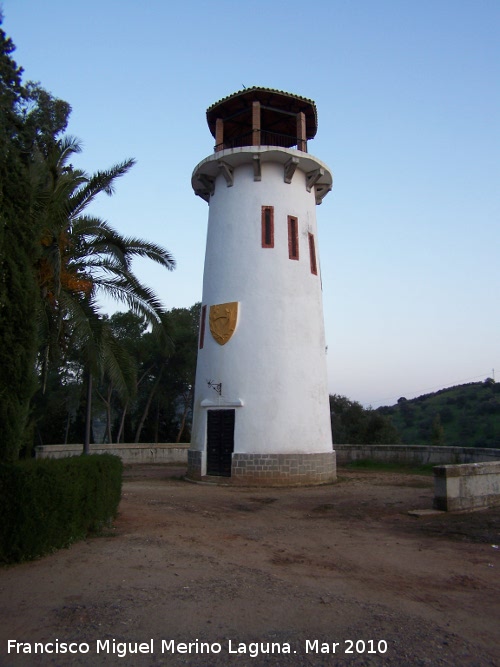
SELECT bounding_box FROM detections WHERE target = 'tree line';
[32,305,200,451]
[329,395,400,445]
[378,379,499,448]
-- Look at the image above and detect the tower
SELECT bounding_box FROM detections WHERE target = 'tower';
[188,87,335,486]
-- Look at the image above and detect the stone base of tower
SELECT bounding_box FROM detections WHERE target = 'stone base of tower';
[231,452,336,486]
[187,450,336,487]
[187,450,204,481]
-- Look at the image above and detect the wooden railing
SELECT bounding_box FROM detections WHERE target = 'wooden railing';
[215,130,303,152]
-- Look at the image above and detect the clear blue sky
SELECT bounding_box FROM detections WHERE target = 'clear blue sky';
[3,0,499,407]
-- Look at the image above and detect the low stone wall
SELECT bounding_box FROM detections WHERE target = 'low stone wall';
[36,443,500,478]
[335,444,500,466]
[35,443,189,464]
[433,461,500,511]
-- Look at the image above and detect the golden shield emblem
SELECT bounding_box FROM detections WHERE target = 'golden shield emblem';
[209,302,238,345]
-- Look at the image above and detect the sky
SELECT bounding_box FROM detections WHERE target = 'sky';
[3,0,499,407]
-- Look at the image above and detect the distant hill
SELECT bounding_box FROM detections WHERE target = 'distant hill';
[376,379,500,448]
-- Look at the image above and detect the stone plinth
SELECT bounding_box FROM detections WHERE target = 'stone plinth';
[434,461,500,511]
[187,451,336,486]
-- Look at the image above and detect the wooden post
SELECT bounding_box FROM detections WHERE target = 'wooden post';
[252,100,261,146]
[297,111,307,152]
[215,118,224,152]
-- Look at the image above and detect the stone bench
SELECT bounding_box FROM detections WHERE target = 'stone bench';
[433,461,500,511]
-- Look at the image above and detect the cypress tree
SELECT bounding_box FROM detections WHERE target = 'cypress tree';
[0,22,35,460]
[0,20,69,460]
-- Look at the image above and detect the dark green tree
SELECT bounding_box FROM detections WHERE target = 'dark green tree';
[329,395,367,444]
[363,411,401,444]
[330,394,400,444]
[95,311,146,444]
[137,304,199,443]
[431,414,445,446]
[100,304,199,445]
[0,22,69,460]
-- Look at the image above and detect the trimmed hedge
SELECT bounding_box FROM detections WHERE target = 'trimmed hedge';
[0,454,123,563]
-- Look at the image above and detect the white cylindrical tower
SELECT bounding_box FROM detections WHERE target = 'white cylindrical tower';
[188,87,335,485]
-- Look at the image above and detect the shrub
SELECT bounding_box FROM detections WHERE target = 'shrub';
[0,454,122,563]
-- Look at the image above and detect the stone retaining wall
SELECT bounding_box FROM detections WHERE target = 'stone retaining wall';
[35,443,189,464]
[433,461,500,511]
[335,444,500,466]
[36,443,500,475]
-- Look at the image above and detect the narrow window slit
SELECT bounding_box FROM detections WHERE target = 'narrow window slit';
[288,216,299,260]
[199,305,207,348]
[261,206,274,248]
[308,232,318,275]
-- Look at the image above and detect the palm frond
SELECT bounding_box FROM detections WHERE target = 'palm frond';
[69,158,136,218]
[33,134,176,388]
[55,135,82,168]
[112,236,176,270]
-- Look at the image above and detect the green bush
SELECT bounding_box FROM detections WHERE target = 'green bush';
[0,454,122,563]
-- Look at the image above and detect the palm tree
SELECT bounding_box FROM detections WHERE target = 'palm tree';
[32,136,176,452]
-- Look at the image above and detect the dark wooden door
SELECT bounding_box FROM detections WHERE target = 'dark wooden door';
[206,409,235,477]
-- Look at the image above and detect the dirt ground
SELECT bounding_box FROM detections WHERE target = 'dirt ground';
[1,464,499,667]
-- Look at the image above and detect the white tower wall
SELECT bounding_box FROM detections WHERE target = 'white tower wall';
[188,146,336,485]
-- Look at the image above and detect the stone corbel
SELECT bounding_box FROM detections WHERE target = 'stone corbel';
[197,173,215,197]
[218,161,234,187]
[284,157,299,184]
[315,184,332,205]
[306,168,324,192]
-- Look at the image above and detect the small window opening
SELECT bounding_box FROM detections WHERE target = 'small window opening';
[199,305,207,348]
[308,233,318,275]
[261,206,274,248]
[288,216,299,260]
